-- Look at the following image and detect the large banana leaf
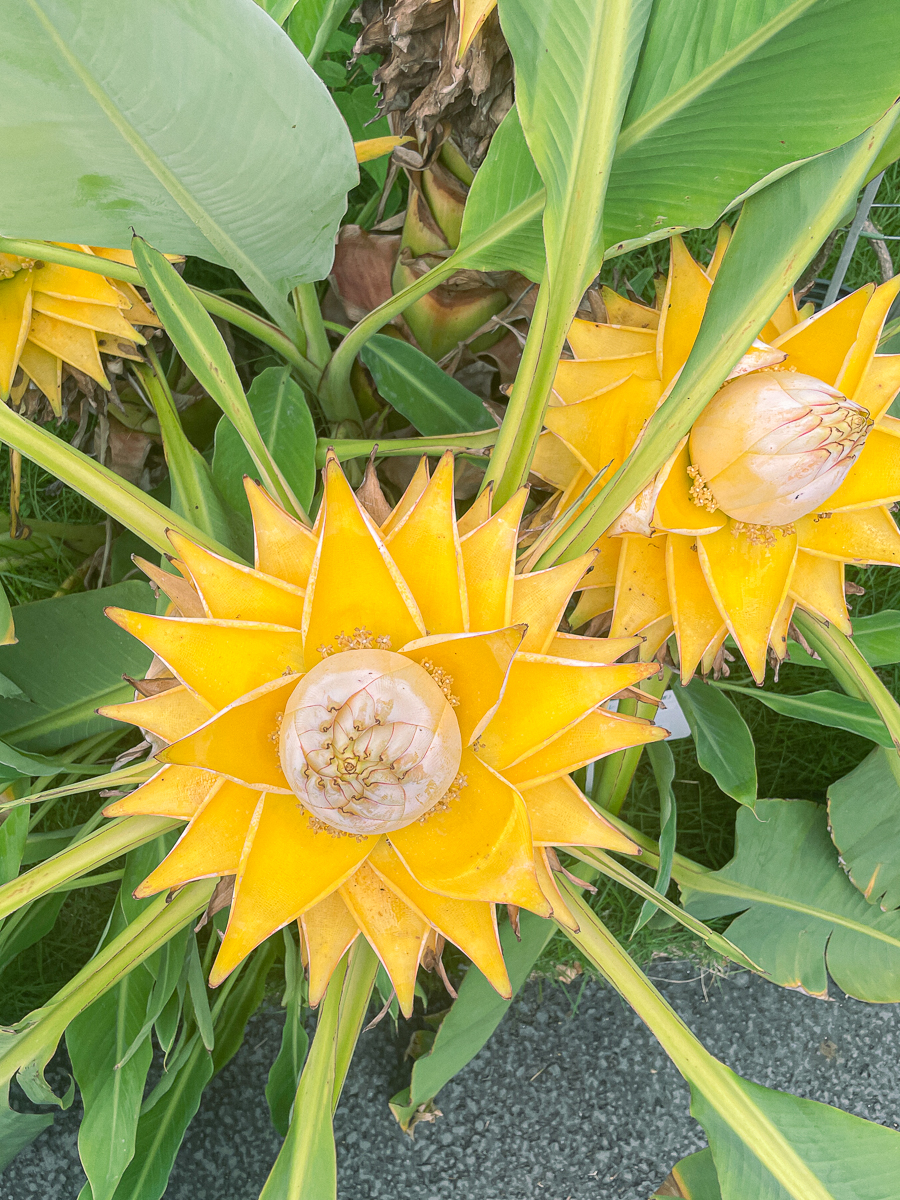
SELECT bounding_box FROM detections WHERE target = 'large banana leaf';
[828,749,900,912]
[605,0,900,247]
[0,583,155,753]
[0,0,357,331]
[680,799,900,1002]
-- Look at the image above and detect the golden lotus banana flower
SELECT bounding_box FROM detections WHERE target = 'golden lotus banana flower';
[100,453,665,1013]
[533,232,900,685]
[0,246,160,414]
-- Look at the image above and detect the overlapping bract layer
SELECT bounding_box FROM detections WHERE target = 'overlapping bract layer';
[536,235,900,683]
[101,454,664,1012]
[0,246,159,412]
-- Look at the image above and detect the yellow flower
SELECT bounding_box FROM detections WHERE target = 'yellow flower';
[100,453,665,1012]
[534,234,900,685]
[0,246,159,413]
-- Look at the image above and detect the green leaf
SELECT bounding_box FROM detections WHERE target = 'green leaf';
[1,0,357,331]
[333,87,392,186]
[286,0,355,65]
[135,361,247,556]
[0,805,28,887]
[259,960,346,1200]
[110,1036,213,1200]
[186,935,215,1054]
[680,799,900,1001]
[255,0,300,25]
[210,939,276,1074]
[68,842,166,1200]
[653,1148,723,1200]
[389,913,555,1130]
[676,681,757,807]
[360,335,495,437]
[133,239,308,524]
[790,610,900,669]
[827,748,900,911]
[457,105,545,282]
[0,582,14,649]
[266,932,309,1137]
[0,1093,53,1172]
[715,682,892,748]
[693,1075,900,1200]
[606,0,900,249]
[499,0,652,308]
[634,740,676,934]
[543,109,899,565]
[0,894,67,977]
[0,583,156,753]
[213,366,317,522]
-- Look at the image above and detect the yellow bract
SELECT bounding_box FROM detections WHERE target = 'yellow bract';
[103,454,664,1012]
[540,236,900,683]
[0,246,160,413]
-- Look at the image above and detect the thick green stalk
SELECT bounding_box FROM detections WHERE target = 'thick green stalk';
[0,879,214,1092]
[294,284,332,374]
[332,939,379,1110]
[0,237,318,388]
[0,403,233,559]
[479,274,550,505]
[318,429,498,467]
[0,816,179,921]
[560,890,836,1200]
[793,610,900,752]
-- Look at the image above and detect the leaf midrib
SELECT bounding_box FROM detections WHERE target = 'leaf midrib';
[681,865,900,952]
[616,0,819,154]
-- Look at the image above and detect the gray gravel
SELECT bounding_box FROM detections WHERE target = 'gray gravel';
[5,963,900,1200]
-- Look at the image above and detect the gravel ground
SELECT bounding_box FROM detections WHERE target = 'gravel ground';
[4,962,900,1200]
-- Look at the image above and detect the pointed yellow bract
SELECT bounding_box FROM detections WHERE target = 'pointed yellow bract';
[105,456,662,1002]
[540,235,900,683]
[0,247,153,404]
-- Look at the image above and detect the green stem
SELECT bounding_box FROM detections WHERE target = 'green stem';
[480,273,550,506]
[321,255,462,420]
[320,190,547,421]
[793,609,900,752]
[0,238,319,389]
[595,666,670,815]
[0,880,214,1091]
[333,939,379,1110]
[0,816,179,921]
[318,429,498,467]
[560,891,837,1200]
[293,284,332,374]
[0,403,234,559]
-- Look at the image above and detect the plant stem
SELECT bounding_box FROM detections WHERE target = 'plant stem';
[0,402,234,560]
[0,816,179,921]
[560,890,836,1200]
[293,284,332,373]
[595,666,670,815]
[0,879,214,1091]
[317,429,498,467]
[321,256,462,419]
[0,238,319,388]
[320,190,547,420]
[793,609,900,752]
[480,273,551,507]
[333,939,379,1110]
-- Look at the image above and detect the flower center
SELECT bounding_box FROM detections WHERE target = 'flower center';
[279,648,463,836]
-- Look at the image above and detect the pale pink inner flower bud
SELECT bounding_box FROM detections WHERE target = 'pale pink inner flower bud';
[279,649,462,835]
[689,370,872,525]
